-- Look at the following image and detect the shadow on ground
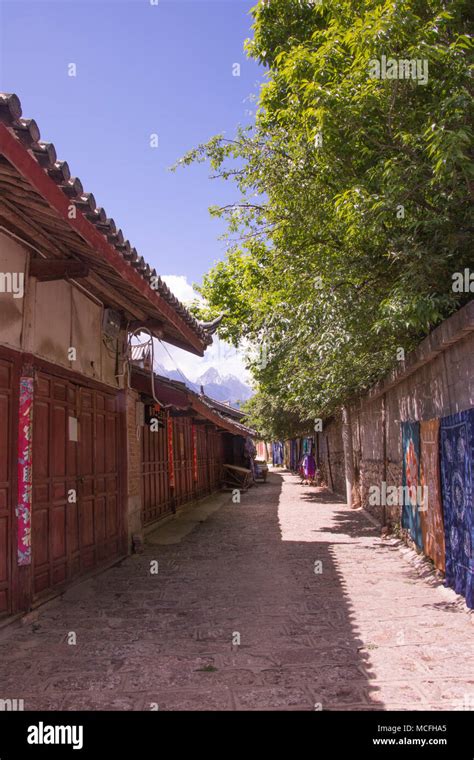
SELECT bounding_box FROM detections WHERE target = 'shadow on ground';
[0,471,401,709]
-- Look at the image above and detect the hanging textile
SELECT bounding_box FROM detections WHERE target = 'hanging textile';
[272,441,283,466]
[17,376,34,566]
[191,423,198,481]
[420,419,445,572]
[302,453,316,480]
[440,409,474,609]
[401,421,423,549]
[167,414,175,489]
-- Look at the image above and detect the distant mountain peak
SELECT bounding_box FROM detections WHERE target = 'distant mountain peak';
[153,363,252,406]
[196,367,221,385]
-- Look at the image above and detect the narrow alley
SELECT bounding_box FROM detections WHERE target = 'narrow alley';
[0,471,472,712]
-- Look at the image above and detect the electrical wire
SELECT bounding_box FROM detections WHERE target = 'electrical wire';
[158,339,192,388]
[127,328,160,405]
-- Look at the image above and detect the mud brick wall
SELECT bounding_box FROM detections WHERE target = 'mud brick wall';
[317,304,474,523]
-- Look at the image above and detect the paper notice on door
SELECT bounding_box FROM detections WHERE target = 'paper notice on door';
[68,416,79,442]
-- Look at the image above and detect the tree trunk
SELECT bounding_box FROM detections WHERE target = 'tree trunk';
[342,406,355,508]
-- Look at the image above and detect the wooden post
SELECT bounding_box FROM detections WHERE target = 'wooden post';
[342,406,355,508]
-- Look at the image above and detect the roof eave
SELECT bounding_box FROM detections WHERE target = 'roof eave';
[0,120,208,356]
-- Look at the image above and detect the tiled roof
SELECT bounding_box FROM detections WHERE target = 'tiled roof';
[131,367,256,437]
[200,395,246,421]
[190,391,256,437]
[0,92,212,352]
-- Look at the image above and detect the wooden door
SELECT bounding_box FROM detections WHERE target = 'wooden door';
[32,373,78,595]
[32,372,122,598]
[78,387,121,569]
[196,425,210,496]
[208,429,223,490]
[173,417,193,506]
[141,419,170,526]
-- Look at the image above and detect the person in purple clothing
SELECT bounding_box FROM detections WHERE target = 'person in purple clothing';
[301,452,316,485]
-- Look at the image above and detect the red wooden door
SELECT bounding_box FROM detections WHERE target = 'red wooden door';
[32,373,76,595]
[32,372,122,598]
[196,425,210,496]
[141,419,170,525]
[0,355,15,615]
[78,387,121,569]
[173,417,193,506]
[208,429,223,490]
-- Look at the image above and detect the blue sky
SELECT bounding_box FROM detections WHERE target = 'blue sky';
[0,0,263,381]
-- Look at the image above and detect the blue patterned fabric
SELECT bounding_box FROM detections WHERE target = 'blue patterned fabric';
[440,409,474,609]
[272,441,283,466]
[401,421,423,549]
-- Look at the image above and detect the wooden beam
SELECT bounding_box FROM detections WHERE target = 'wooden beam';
[29,258,89,281]
[0,197,71,258]
[0,201,148,320]
[129,319,165,339]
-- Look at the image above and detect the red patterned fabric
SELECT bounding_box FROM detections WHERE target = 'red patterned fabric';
[192,424,198,481]
[167,414,175,488]
[420,419,445,572]
[17,376,34,566]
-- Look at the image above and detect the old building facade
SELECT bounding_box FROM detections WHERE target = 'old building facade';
[0,93,252,619]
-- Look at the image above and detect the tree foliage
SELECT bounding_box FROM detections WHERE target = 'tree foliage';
[179,0,473,438]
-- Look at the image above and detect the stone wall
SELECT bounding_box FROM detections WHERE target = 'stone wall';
[317,302,474,524]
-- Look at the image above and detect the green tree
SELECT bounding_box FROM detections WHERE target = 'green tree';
[179,0,473,436]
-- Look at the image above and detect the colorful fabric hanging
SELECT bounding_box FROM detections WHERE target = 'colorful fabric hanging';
[302,454,316,479]
[167,414,175,489]
[420,419,445,572]
[440,409,474,609]
[17,376,34,566]
[401,421,423,549]
[272,441,283,466]
[191,423,198,481]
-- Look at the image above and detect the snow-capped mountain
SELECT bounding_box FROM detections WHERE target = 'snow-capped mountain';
[195,369,253,405]
[154,363,253,407]
[195,368,221,385]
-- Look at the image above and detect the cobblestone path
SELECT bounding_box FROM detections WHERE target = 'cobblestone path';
[0,471,472,710]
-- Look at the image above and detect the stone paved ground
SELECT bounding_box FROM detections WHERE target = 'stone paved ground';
[0,471,472,711]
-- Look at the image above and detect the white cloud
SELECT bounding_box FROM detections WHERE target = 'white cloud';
[161,274,202,305]
[157,274,251,383]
